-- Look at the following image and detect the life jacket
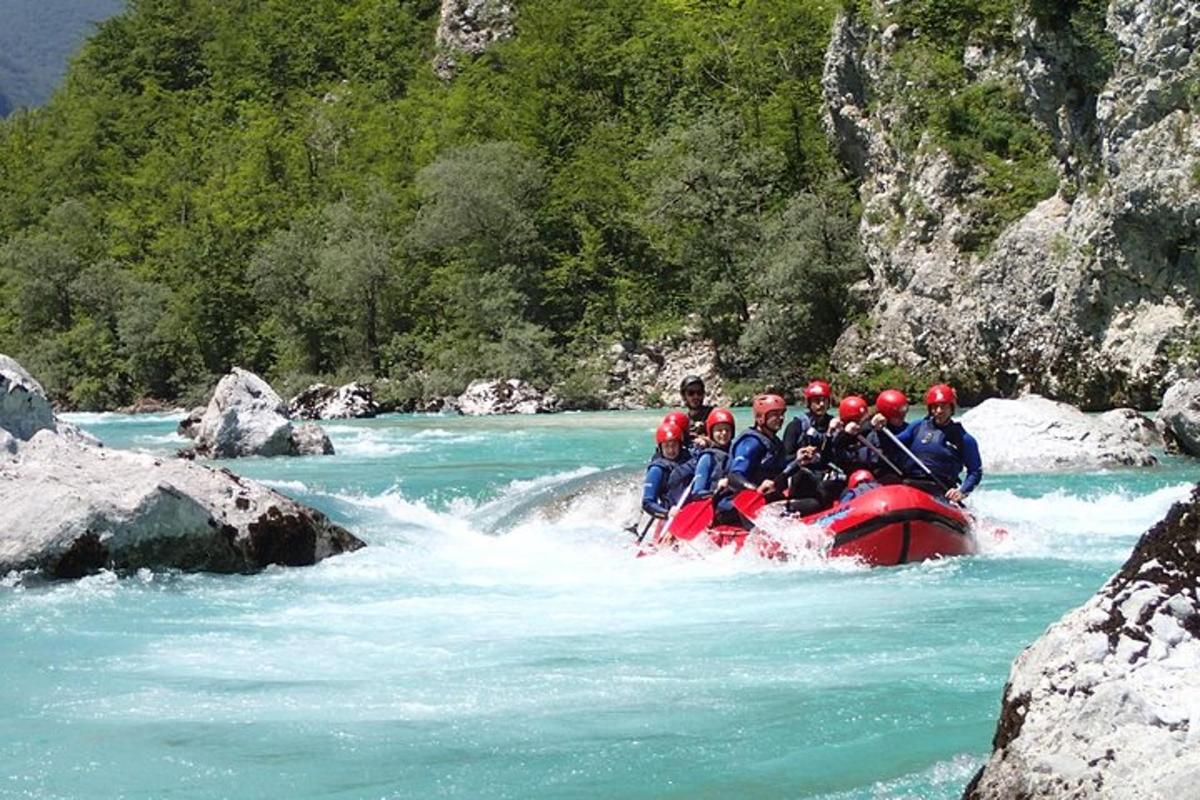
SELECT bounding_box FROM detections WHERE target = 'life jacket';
[729,427,786,485]
[648,452,698,505]
[700,446,730,481]
[906,417,966,485]
[829,428,878,475]
[786,411,834,469]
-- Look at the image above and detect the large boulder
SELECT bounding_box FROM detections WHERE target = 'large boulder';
[288,382,380,420]
[960,395,1157,472]
[0,356,363,579]
[0,354,56,441]
[457,378,555,415]
[1100,407,1164,449]
[0,431,362,578]
[1157,378,1200,456]
[965,485,1200,799]
[1,354,102,447]
[192,368,333,458]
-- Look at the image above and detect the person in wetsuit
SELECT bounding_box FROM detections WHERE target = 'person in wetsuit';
[716,394,788,525]
[679,375,714,444]
[895,384,982,504]
[869,389,912,484]
[641,422,697,520]
[692,407,735,498]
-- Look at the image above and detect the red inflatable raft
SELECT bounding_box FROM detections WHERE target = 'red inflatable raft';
[645,484,977,567]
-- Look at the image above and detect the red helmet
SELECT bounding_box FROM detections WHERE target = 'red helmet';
[875,389,909,419]
[838,395,868,423]
[705,407,736,437]
[925,383,957,410]
[656,423,684,445]
[662,411,690,433]
[803,380,832,401]
[847,469,875,489]
[752,393,787,423]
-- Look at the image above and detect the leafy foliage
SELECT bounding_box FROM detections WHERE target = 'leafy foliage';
[0,0,868,408]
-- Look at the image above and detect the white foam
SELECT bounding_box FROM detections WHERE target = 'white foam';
[970,483,1194,561]
[58,411,185,425]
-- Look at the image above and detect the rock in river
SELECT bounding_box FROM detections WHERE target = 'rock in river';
[965,484,1200,799]
[191,368,334,458]
[960,395,1157,472]
[0,354,363,579]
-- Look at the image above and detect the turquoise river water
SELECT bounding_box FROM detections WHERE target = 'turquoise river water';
[2,409,1197,799]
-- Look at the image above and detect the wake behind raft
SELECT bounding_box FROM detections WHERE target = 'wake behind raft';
[640,484,978,567]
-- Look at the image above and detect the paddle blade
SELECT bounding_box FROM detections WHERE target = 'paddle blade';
[666,499,714,541]
[732,489,768,520]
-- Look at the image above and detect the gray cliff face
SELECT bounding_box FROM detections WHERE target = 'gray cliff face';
[824,0,1200,409]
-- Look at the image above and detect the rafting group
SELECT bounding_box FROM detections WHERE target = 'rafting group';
[636,376,985,564]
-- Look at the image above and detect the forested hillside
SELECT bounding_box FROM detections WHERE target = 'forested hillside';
[0,0,125,114]
[0,0,865,409]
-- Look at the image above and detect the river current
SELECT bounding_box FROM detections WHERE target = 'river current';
[2,409,1195,799]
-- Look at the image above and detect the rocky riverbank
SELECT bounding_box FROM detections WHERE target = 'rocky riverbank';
[0,355,363,580]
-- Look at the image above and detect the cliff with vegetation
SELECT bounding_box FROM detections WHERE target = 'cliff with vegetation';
[0,0,1195,412]
[827,0,1200,409]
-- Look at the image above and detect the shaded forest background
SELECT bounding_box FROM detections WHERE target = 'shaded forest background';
[1,0,884,409]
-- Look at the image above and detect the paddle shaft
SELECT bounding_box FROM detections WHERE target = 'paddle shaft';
[634,515,656,544]
[880,428,953,493]
[854,433,904,478]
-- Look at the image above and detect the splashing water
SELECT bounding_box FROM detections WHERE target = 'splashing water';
[7,410,1197,799]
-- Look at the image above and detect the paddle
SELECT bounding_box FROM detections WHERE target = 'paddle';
[880,428,960,499]
[634,515,656,544]
[855,433,904,478]
[732,488,768,520]
[665,498,714,541]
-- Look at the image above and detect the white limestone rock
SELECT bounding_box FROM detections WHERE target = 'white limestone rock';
[0,354,56,441]
[823,0,1200,409]
[193,368,333,458]
[1158,378,1200,457]
[0,356,362,579]
[1100,408,1164,449]
[0,429,363,578]
[961,395,1157,472]
[596,336,728,411]
[288,382,380,420]
[433,0,515,79]
[457,378,555,415]
[966,485,1200,799]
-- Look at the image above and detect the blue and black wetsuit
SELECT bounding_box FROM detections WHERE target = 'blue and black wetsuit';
[896,417,983,496]
[715,427,787,522]
[641,450,698,518]
[839,480,882,504]
[828,428,879,475]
